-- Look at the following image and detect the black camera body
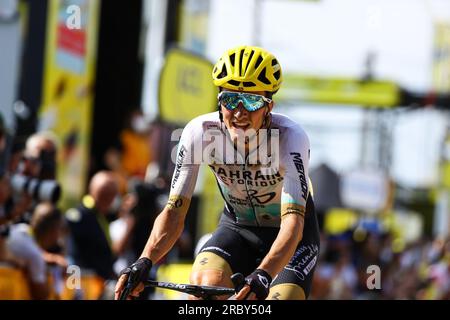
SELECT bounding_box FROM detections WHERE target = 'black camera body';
[10,174,61,203]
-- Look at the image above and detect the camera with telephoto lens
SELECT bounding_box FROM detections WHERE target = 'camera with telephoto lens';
[10,174,61,203]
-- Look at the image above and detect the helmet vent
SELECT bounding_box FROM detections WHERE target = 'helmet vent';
[217,64,227,79]
[230,53,236,66]
[255,56,263,69]
[243,82,256,87]
[243,50,255,75]
[274,70,281,80]
[272,59,279,66]
[239,50,245,76]
[257,67,271,85]
[228,80,240,86]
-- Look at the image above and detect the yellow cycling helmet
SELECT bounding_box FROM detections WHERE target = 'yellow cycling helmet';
[212,45,282,93]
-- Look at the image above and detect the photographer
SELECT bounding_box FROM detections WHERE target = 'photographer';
[8,131,61,222]
[1,129,61,272]
[20,131,58,180]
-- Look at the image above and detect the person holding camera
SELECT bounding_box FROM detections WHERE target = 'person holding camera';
[20,132,58,180]
[7,132,61,223]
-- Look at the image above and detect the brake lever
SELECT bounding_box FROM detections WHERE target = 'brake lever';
[231,273,245,293]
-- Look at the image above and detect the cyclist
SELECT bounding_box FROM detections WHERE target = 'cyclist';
[115,45,320,300]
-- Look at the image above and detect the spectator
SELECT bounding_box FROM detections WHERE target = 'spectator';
[313,238,358,300]
[109,192,138,275]
[66,171,119,280]
[20,131,58,180]
[6,131,60,224]
[6,202,65,299]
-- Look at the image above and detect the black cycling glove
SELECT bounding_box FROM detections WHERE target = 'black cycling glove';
[245,269,272,300]
[119,257,152,299]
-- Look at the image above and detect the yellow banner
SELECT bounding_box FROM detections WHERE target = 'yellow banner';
[40,0,100,209]
[279,74,401,107]
[433,22,450,93]
[159,48,218,124]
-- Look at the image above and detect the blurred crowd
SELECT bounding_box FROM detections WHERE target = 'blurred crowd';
[0,110,449,300]
[311,231,450,300]
[0,111,192,300]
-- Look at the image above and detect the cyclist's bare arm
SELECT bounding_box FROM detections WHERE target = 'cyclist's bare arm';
[258,213,304,277]
[140,117,200,263]
[114,200,190,299]
[140,197,190,262]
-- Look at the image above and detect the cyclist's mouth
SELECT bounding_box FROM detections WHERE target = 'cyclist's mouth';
[232,122,251,130]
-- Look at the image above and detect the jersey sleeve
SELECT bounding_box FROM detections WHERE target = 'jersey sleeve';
[280,126,311,218]
[166,119,201,214]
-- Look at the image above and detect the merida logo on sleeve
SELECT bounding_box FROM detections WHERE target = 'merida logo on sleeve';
[172,145,187,188]
[290,152,308,201]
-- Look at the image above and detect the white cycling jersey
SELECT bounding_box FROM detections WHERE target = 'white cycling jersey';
[169,111,310,228]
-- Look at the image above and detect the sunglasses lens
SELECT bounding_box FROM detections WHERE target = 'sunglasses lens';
[241,94,265,111]
[219,92,266,112]
[219,92,238,110]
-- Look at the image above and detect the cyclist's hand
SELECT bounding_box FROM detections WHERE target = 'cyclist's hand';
[234,269,272,300]
[114,257,152,300]
[234,285,256,300]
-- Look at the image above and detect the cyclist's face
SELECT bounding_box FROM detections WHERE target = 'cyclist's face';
[220,89,273,141]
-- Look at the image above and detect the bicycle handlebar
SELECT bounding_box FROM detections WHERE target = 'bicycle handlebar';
[143,280,236,299]
[118,272,246,300]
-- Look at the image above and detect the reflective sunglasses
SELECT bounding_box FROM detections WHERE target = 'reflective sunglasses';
[218,91,272,112]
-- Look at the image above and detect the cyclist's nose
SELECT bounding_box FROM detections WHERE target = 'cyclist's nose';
[234,101,248,117]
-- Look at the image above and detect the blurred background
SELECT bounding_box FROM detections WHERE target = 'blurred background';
[0,0,449,300]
